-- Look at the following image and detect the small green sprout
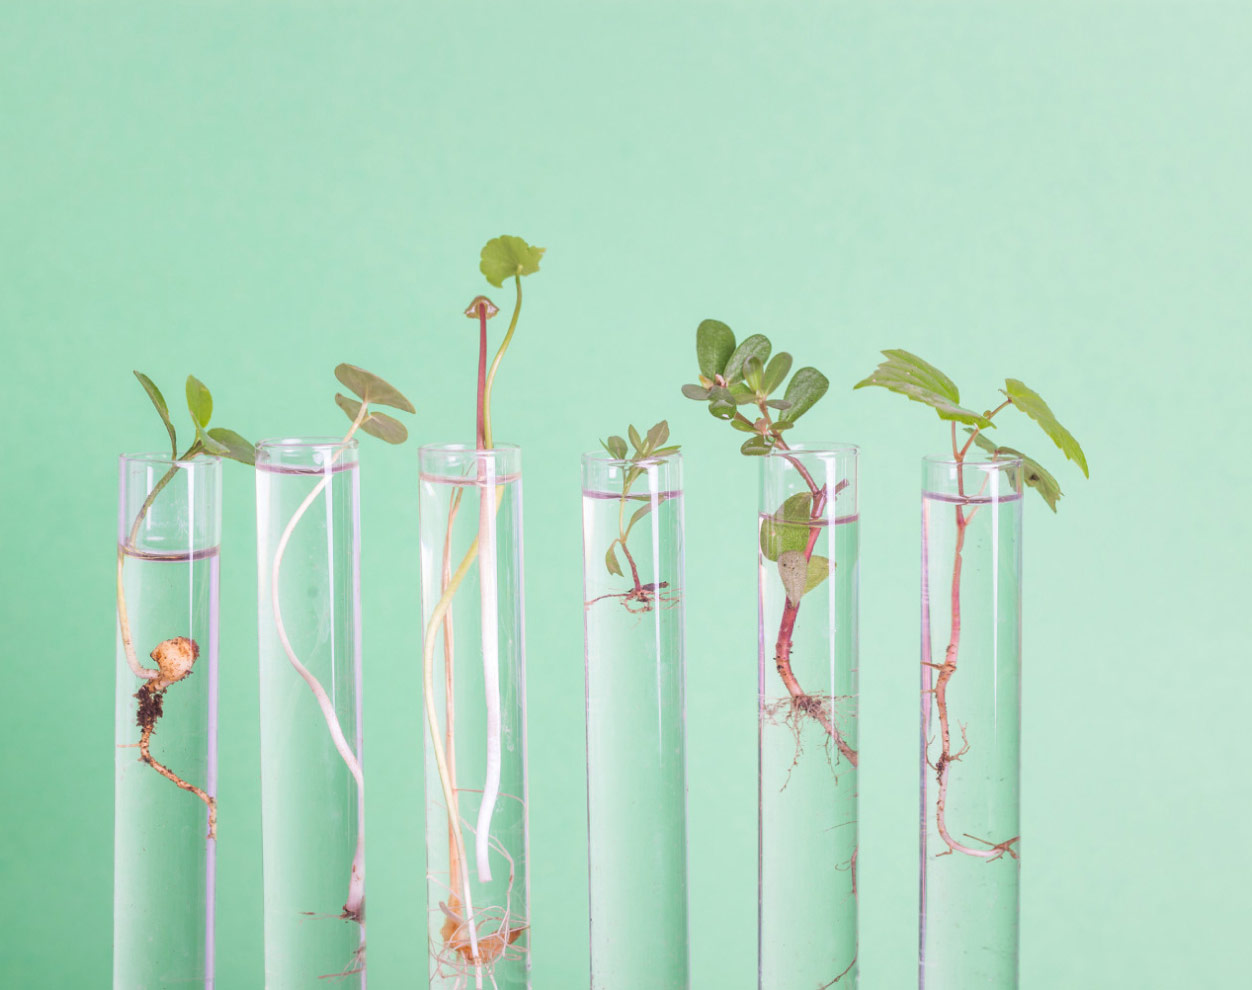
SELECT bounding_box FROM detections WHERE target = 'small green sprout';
[121,372,253,840]
[592,421,680,613]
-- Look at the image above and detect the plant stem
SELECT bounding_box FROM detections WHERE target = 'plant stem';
[117,447,218,834]
[269,403,370,917]
[481,275,522,450]
[927,429,1019,862]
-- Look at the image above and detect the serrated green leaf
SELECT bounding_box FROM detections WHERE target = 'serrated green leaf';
[334,364,416,413]
[185,375,213,429]
[777,367,829,422]
[696,319,736,379]
[723,334,772,385]
[682,383,710,400]
[740,436,771,455]
[854,351,991,428]
[761,352,793,395]
[967,431,1063,512]
[1003,379,1088,477]
[134,371,177,457]
[759,492,816,561]
[743,355,765,392]
[605,435,628,460]
[480,235,544,288]
[207,428,255,466]
[778,550,808,606]
[605,542,624,577]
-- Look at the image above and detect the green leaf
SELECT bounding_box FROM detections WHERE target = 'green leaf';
[743,355,765,392]
[730,418,756,433]
[605,542,624,577]
[708,391,736,420]
[765,398,793,411]
[335,393,409,444]
[196,428,230,455]
[967,432,1063,512]
[723,334,772,385]
[777,550,808,606]
[334,364,416,413]
[134,371,177,457]
[480,235,545,288]
[804,555,832,594]
[206,428,255,466]
[761,352,793,395]
[682,383,710,401]
[728,383,757,404]
[652,445,680,456]
[628,424,643,451]
[605,435,628,460]
[759,492,816,561]
[627,502,654,532]
[360,411,409,444]
[777,367,829,422]
[696,319,736,379]
[740,435,771,455]
[854,350,991,428]
[1003,379,1088,477]
[644,421,669,453]
[185,375,213,429]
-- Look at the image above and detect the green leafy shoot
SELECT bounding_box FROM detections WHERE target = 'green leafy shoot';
[594,420,680,611]
[477,235,545,447]
[855,349,1089,509]
[133,370,254,465]
[680,319,829,457]
[333,364,414,445]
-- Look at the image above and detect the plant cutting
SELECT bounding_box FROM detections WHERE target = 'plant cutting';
[581,422,690,988]
[856,349,1087,986]
[682,319,859,988]
[120,372,252,837]
[588,421,680,613]
[259,363,413,979]
[682,320,853,761]
[420,235,542,989]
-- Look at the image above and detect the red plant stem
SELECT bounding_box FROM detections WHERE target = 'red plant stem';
[929,438,1018,861]
[770,464,858,767]
[475,303,489,449]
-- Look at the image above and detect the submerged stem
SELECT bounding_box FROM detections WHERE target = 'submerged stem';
[269,405,370,917]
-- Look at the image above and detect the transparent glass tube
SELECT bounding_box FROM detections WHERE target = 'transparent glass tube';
[581,451,688,990]
[256,438,366,988]
[757,444,859,989]
[919,456,1022,989]
[114,453,221,989]
[419,444,530,990]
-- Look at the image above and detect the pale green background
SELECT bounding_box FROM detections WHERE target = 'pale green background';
[2,2,1248,987]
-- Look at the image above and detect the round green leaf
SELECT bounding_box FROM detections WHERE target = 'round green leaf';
[335,364,416,413]
[480,235,545,288]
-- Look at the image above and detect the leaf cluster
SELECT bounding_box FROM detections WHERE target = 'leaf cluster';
[855,350,1089,511]
[681,319,829,456]
[334,364,415,444]
[134,371,254,465]
[598,421,680,579]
